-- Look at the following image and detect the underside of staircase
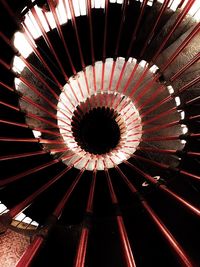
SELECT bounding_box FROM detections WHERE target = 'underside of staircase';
[0,0,200,266]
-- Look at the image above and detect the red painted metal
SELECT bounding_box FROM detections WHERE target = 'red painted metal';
[26,112,68,130]
[108,60,116,91]
[170,52,200,81]
[140,0,171,57]
[16,236,44,267]
[103,0,109,62]
[20,56,59,100]
[22,23,63,89]
[141,106,177,124]
[127,119,179,137]
[137,85,165,111]
[16,166,86,267]
[152,0,196,63]
[138,146,176,154]
[0,150,47,161]
[115,61,128,92]
[0,137,39,142]
[0,61,73,119]
[132,72,160,105]
[131,153,168,169]
[0,31,62,100]
[139,74,200,118]
[179,76,200,93]
[35,128,64,137]
[0,81,14,92]
[117,216,137,267]
[161,23,200,72]
[47,1,87,104]
[68,0,90,95]
[138,58,200,112]
[76,77,85,99]
[159,185,200,217]
[1,1,200,266]
[31,7,68,81]
[83,70,90,96]
[133,21,199,107]
[10,165,72,218]
[60,150,83,161]
[48,0,76,75]
[42,9,52,29]
[122,61,139,95]
[128,63,149,98]
[117,163,193,267]
[86,0,97,92]
[0,160,59,187]
[0,58,10,70]
[131,153,200,182]
[62,0,69,21]
[0,100,20,111]
[53,166,87,218]
[68,0,85,69]
[92,65,97,93]
[128,0,197,103]
[0,119,28,128]
[101,61,105,92]
[142,201,193,267]
[86,171,97,213]
[178,0,187,9]
[114,0,128,59]
[0,137,64,144]
[179,170,200,181]
[140,94,172,117]
[138,147,200,157]
[19,76,60,111]
[188,114,200,121]
[74,228,89,267]
[126,0,148,57]
[2,71,73,122]
[74,171,96,267]
[105,169,118,203]
[105,170,137,267]
[1,0,22,29]
[0,32,19,55]
[124,160,200,216]
[101,0,109,92]
[26,111,70,133]
[187,151,200,156]
[185,95,200,106]
[86,0,95,65]
[39,139,66,144]
[20,95,57,120]
[190,133,200,137]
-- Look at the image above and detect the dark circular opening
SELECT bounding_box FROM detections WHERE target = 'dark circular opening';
[72,107,121,155]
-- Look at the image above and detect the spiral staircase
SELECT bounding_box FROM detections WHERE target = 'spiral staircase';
[0,0,200,266]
